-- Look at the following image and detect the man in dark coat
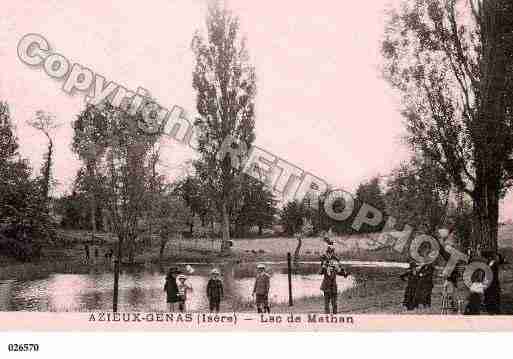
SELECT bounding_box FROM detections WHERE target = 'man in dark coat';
[320,246,348,314]
[164,267,181,311]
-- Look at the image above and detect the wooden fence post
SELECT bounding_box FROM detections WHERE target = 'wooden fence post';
[287,252,293,306]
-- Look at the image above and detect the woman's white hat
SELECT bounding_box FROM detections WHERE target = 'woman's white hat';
[177,274,186,280]
[211,268,220,275]
[256,263,266,269]
[185,264,195,274]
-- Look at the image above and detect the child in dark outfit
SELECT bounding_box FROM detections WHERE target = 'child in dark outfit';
[400,262,419,311]
[253,264,271,313]
[464,281,488,315]
[206,269,224,313]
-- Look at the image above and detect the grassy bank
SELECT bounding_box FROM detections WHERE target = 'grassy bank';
[260,265,513,315]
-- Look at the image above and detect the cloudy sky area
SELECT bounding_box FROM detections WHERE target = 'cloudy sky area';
[1,0,512,221]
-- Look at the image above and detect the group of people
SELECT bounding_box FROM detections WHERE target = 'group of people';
[162,233,505,315]
[400,261,436,311]
[163,264,272,313]
[162,245,348,314]
[83,243,114,265]
[400,250,505,315]
[164,267,198,312]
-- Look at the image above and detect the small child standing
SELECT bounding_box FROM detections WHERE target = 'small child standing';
[464,279,489,315]
[252,264,271,313]
[206,269,224,313]
[176,274,193,312]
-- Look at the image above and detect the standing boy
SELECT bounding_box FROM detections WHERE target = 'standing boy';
[206,268,224,313]
[252,264,271,313]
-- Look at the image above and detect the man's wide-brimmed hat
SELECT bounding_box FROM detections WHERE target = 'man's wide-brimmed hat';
[256,263,266,269]
[177,274,186,280]
[211,268,220,275]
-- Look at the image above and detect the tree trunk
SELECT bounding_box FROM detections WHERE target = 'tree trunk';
[159,238,168,262]
[90,195,97,240]
[220,201,231,253]
[189,215,194,237]
[86,161,98,243]
[41,138,53,212]
[470,170,501,313]
[468,0,513,314]
[472,0,512,254]
[471,178,500,254]
[293,236,302,269]
[113,234,123,312]
[147,213,152,248]
[128,236,136,264]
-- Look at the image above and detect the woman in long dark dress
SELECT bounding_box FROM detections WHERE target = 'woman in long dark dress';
[441,270,459,314]
[416,262,434,309]
[164,267,180,311]
[400,262,419,310]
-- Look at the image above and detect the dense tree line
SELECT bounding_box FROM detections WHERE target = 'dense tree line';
[173,172,277,238]
[0,102,56,260]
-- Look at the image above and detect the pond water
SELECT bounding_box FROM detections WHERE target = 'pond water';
[0,262,406,312]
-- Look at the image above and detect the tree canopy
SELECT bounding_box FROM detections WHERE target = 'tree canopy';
[382,0,513,251]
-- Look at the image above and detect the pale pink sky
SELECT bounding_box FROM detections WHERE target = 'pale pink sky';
[1,0,512,220]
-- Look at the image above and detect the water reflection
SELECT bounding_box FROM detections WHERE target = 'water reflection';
[0,264,356,312]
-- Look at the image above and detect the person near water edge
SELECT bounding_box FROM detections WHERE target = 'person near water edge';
[319,245,349,314]
[252,263,271,313]
[207,268,224,313]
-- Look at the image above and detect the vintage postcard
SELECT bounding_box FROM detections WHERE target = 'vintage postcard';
[1,0,513,334]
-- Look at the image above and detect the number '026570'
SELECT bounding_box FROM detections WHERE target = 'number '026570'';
[7,344,39,352]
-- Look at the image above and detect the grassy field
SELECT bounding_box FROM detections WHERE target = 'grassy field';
[232,234,407,262]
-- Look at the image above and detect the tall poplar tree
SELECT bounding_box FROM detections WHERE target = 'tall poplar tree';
[191,1,257,252]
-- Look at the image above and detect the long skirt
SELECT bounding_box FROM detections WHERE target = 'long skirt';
[441,294,457,314]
